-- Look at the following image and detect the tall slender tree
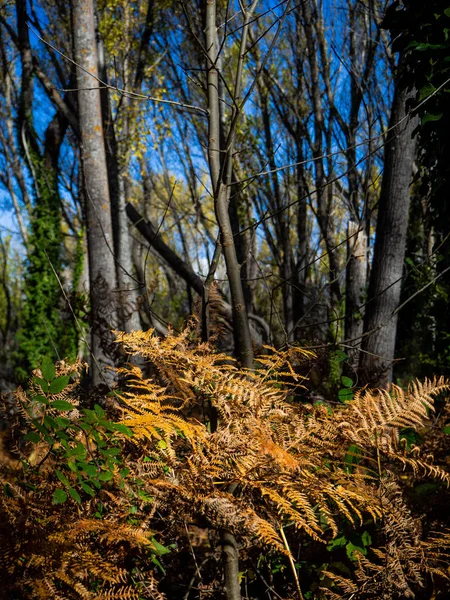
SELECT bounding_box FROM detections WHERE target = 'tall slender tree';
[73,0,119,387]
[360,81,418,385]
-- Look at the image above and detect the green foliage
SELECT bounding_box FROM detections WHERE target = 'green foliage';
[59,228,87,363]
[327,529,372,561]
[338,374,354,403]
[14,155,70,379]
[23,360,131,504]
[328,348,346,389]
[0,235,23,374]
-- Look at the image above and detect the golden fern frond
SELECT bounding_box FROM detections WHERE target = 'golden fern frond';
[340,377,450,439]
[255,483,324,541]
[251,516,286,553]
[256,344,315,388]
[65,519,155,549]
[321,571,359,597]
[93,586,141,600]
[73,581,93,598]
[323,474,436,598]
[68,551,127,584]
[117,364,207,454]
[333,378,450,482]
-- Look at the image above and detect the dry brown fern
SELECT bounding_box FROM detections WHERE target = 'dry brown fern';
[2,328,450,599]
[114,329,450,598]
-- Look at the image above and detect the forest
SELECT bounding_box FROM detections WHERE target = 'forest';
[1,0,450,598]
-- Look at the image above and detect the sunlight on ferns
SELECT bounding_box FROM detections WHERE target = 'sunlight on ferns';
[1,327,450,598]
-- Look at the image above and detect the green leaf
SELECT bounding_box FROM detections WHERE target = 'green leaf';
[34,395,49,405]
[82,408,96,420]
[55,469,70,487]
[334,350,348,363]
[99,471,114,481]
[400,428,419,450]
[137,490,152,502]
[415,42,445,51]
[442,425,450,434]
[151,556,166,574]
[341,376,353,388]
[344,445,362,465]
[445,8,450,17]
[32,421,47,434]
[56,430,69,441]
[24,431,41,443]
[78,462,97,477]
[112,423,133,436]
[414,482,441,496]
[338,388,353,403]
[50,400,74,411]
[346,541,366,560]
[151,538,171,555]
[327,535,347,551]
[4,483,14,497]
[72,443,87,458]
[68,487,82,503]
[344,444,362,474]
[41,357,55,382]
[80,482,96,496]
[53,489,67,504]
[44,416,58,430]
[33,377,48,393]
[157,440,168,450]
[49,376,70,395]
[418,82,436,101]
[107,459,119,471]
[361,531,372,547]
[94,404,105,417]
[422,112,443,125]
[102,447,121,456]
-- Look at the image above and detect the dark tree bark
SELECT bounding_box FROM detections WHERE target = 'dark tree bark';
[359,83,418,386]
[73,0,119,387]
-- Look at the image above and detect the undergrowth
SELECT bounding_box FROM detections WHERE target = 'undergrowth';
[1,326,450,599]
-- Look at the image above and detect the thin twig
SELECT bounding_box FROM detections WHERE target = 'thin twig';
[280,525,304,600]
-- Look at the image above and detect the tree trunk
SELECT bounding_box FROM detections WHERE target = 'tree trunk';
[73,0,119,387]
[359,83,418,386]
[344,220,367,368]
[96,16,141,333]
[205,0,254,371]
